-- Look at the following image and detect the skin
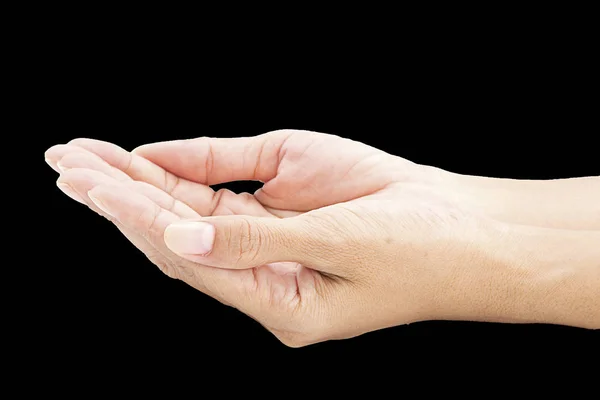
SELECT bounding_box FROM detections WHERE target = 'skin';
[45,129,600,347]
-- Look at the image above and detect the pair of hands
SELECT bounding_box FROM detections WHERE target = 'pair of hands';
[46,130,598,346]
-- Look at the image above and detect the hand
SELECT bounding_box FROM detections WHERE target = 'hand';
[45,130,599,346]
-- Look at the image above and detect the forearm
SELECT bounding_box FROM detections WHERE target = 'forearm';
[443,223,600,329]
[447,172,600,230]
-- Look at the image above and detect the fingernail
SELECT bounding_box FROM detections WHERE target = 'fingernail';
[57,183,86,204]
[164,221,215,255]
[45,158,61,173]
[56,161,69,172]
[88,191,115,218]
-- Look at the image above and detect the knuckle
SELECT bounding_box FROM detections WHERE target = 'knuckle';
[164,171,181,196]
[188,137,214,184]
[238,192,254,202]
[211,188,235,214]
[218,188,236,201]
[224,218,264,266]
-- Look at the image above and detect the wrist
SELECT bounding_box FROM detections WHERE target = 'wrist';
[440,221,600,329]
[440,171,600,230]
[502,223,599,329]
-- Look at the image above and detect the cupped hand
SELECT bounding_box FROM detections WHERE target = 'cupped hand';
[46,130,500,346]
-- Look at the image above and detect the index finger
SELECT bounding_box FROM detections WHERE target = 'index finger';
[131,129,300,185]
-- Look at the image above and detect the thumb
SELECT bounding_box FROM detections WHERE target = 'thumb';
[163,215,336,271]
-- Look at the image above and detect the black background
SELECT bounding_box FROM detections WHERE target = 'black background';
[23,9,600,382]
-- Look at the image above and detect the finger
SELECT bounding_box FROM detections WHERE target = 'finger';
[210,189,276,218]
[132,130,298,185]
[45,144,92,173]
[58,168,198,220]
[57,151,132,181]
[58,168,126,211]
[67,138,216,214]
[87,183,248,302]
[124,180,276,220]
[124,181,199,219]
[87,183,181,251]
[63,139,294,219]
[56,169,160,260]
[162,214,340,274]
[57,142,293,221]
[58,169,224,298]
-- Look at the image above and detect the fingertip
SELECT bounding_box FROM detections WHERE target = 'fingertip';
[44,144,64,158]
[45,144,93,173]
[131,141,167,153]
[86,183,115,200]
[45,157,61,173]
[86,184,102,198]
[130,144,149,155]
[131,141,178,158]
[45,145,66,173]
[87,187,114,217]
[67,137,97,146]
[59,152,131,182]
[55,169,70,185]
[56,182,86,205]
